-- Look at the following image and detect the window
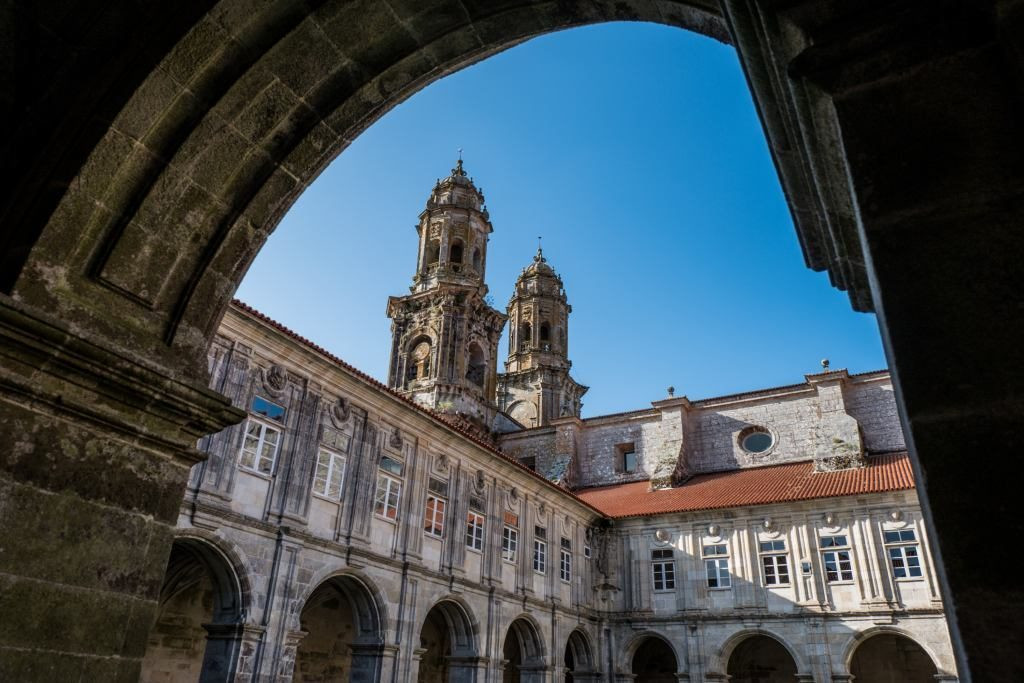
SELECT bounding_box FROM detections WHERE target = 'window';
[821,534,854,582]
[584,544,592,559]
[652,548,676,591]
[251,396,285,422]
[533,525,547,574]
[521,456,537,471]
[738,426,774,454]
[502,511,519,562]
[618,442,637,473]
[503,526,519,562]
[466,511,485,551]
[239,419,281,474]
[373,456,403,520]
[560,538,572,582]
[758,539,790,586]
[423,478,448,538]
[312,448,345,498]
[703,543,731,588]
[884,528,923,579]
[540,322,550,341]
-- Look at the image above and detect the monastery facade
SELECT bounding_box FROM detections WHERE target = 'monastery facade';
[141,162,958,683]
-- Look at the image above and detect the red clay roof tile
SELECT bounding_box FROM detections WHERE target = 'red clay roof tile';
[575,453,915,518]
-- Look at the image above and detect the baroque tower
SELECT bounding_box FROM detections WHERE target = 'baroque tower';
[497,247,587,426]
[387,159,507,433]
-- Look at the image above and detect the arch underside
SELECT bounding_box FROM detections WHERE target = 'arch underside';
[3,1,730,384]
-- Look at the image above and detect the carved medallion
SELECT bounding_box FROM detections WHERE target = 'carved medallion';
[263,364,288,395]
[330,396,351,427]
[390,427,403,449]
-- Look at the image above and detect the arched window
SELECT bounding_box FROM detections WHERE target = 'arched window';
[520,323,532,349]
[450,240,464,264]
[408,339,431,384]
[426,240,440,267]
[467,343,486,387]
[540,322,550,342]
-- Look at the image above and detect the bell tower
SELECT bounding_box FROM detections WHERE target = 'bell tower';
[386,159,507,434]
[497,247,587,427]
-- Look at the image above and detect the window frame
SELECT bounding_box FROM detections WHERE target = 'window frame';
[820,534,855,583]
[311,447,346,500]
[423,494,447,538]
[651,548,676,592]
[533,539,547,574]
[702,543,732,589]
[238,417,282,476]
[883,528,924,580]
[758,539,791,587]
[502,525,519,563]
[373,462,402,522]
[465,510,485,552]
[559,538,572,583]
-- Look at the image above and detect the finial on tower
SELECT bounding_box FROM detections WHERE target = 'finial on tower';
[535,236,545,263]
[452,148,466,176]
[821,358,830,371]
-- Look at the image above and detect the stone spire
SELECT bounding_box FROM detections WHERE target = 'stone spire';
[386,160,507,437]
[496,248,587,427]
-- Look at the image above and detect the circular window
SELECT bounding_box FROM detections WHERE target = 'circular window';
[740,429,774,454]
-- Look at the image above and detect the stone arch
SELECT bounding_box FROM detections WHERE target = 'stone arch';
[140,535,248,682]
[418,596,481,683]
[716,628,808,678]
[623,631,681,683]
[467,341,487,387]
[563,628,597,683]
[407,334,434,383]
[174,529,253,616]
[503,614,548,683]
[508,400,539,428]
[841,627,944,682]
[720,630,803,683]
[293,570,387,683]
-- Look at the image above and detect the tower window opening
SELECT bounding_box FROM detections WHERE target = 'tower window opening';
[521,323,532,349]
[467,343,486,387]
[472,248,481,272]
[540,322,550,342]
[617,442,638,473]
[409,339,431,383]
[426,240,440,267]
[450,240,464,264]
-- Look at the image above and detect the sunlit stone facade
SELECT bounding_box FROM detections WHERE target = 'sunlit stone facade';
[143,166,958,683]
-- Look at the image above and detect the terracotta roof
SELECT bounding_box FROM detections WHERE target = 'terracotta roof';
[575,453,915,519]
[228,300,604,515]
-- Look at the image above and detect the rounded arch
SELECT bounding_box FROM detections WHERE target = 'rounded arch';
[293,570,389,683]
[717,628,808,677]
[841,626,944,681]
[422,596,480,656]
[293,567,389,639]
[467,341,487,387]
[172,529,253,618]
[564,627,597,683]
[503,614,548,683]
[623,631,681,683]
[407,334,434,382]
[141,534,249,682]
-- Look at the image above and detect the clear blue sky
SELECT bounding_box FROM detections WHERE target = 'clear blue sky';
[236,22,887,417]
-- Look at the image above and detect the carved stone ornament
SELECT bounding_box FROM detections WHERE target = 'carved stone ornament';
[474,469,486,493]
[537,501,546,517]
[435,452,449,473]
[264,364,288,394]
[507,487,520,508]
[655,529,671,543]
[390,427,403,449]
[330,396,351,426]
[823,511,838,528]
[762,517,775,532]
[707,524,721,539]
[888,508,904,523]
